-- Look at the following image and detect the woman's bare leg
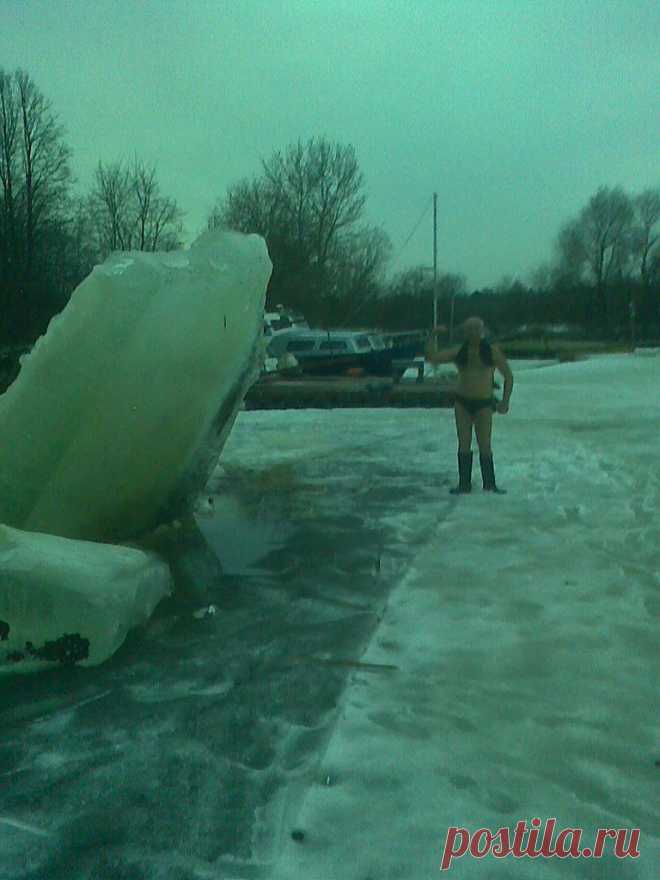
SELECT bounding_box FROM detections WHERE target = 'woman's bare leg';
[473,407,492,455]
[454,402,473,452]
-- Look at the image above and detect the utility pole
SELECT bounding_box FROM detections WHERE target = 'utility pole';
[432,192,438,330]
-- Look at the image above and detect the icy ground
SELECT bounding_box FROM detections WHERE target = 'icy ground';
[1,354,658,879]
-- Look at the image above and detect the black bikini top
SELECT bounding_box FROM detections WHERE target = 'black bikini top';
[454,339,494,367]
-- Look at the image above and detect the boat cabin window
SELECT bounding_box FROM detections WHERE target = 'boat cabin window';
[319,340,349,351]
[286,339,316,352]
[355,335,371,349]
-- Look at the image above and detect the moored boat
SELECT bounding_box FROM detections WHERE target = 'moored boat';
[265,328,397,376]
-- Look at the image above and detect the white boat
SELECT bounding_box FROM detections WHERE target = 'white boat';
[263,306,310,337]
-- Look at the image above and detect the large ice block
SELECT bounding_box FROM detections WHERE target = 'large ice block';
[0,524,171,675]
[0,229,271,541]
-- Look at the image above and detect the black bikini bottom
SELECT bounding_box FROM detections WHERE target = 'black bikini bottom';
[454,394,497,416]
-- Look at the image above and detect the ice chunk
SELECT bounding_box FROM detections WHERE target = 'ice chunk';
[0,229,272,541]
[0,524,171,675]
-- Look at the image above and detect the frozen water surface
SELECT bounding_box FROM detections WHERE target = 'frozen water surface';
[1,354,658,879]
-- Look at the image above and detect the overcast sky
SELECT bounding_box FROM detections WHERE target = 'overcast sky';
[2,0,658,289]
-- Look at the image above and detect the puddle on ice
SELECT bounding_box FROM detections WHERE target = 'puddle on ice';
[194,493,296,574]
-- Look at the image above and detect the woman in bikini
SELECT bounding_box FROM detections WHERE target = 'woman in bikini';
[426,317,513,494]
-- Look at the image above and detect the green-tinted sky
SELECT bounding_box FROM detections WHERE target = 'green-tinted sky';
[2,0,658,288]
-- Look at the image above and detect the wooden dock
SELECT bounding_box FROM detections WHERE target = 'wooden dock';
[244,374,457,409]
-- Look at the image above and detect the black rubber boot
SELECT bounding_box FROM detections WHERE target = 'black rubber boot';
[480,453,507,493]
[450,451,473,494]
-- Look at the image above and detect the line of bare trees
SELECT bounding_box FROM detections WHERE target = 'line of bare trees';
[535,185,659,329]
[352,185,659,336]
[210,139,658,336]
[2,67,658,348]
[0,68,183,345]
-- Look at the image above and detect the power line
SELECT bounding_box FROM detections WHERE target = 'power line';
[391,196,433,267]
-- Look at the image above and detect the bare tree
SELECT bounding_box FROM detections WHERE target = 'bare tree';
[328,225,391,324]
[56,196,98,291]
[89,156,183,258]
[209,137,372,317]
[131,156,183,250]
[0,68,73,341]
[15,70,72,279]
[308,140,365,267]
[631,187,660,287]
[146,193,182,251]
[437,272,468,302]
[648,249,660,290]
[210,177,285,240]
[0,68,20,316]
[133,159,156,250]
[557,186,634,323]
[528,262,554,292]
[90,160,132,253]
[556,220,587,282]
